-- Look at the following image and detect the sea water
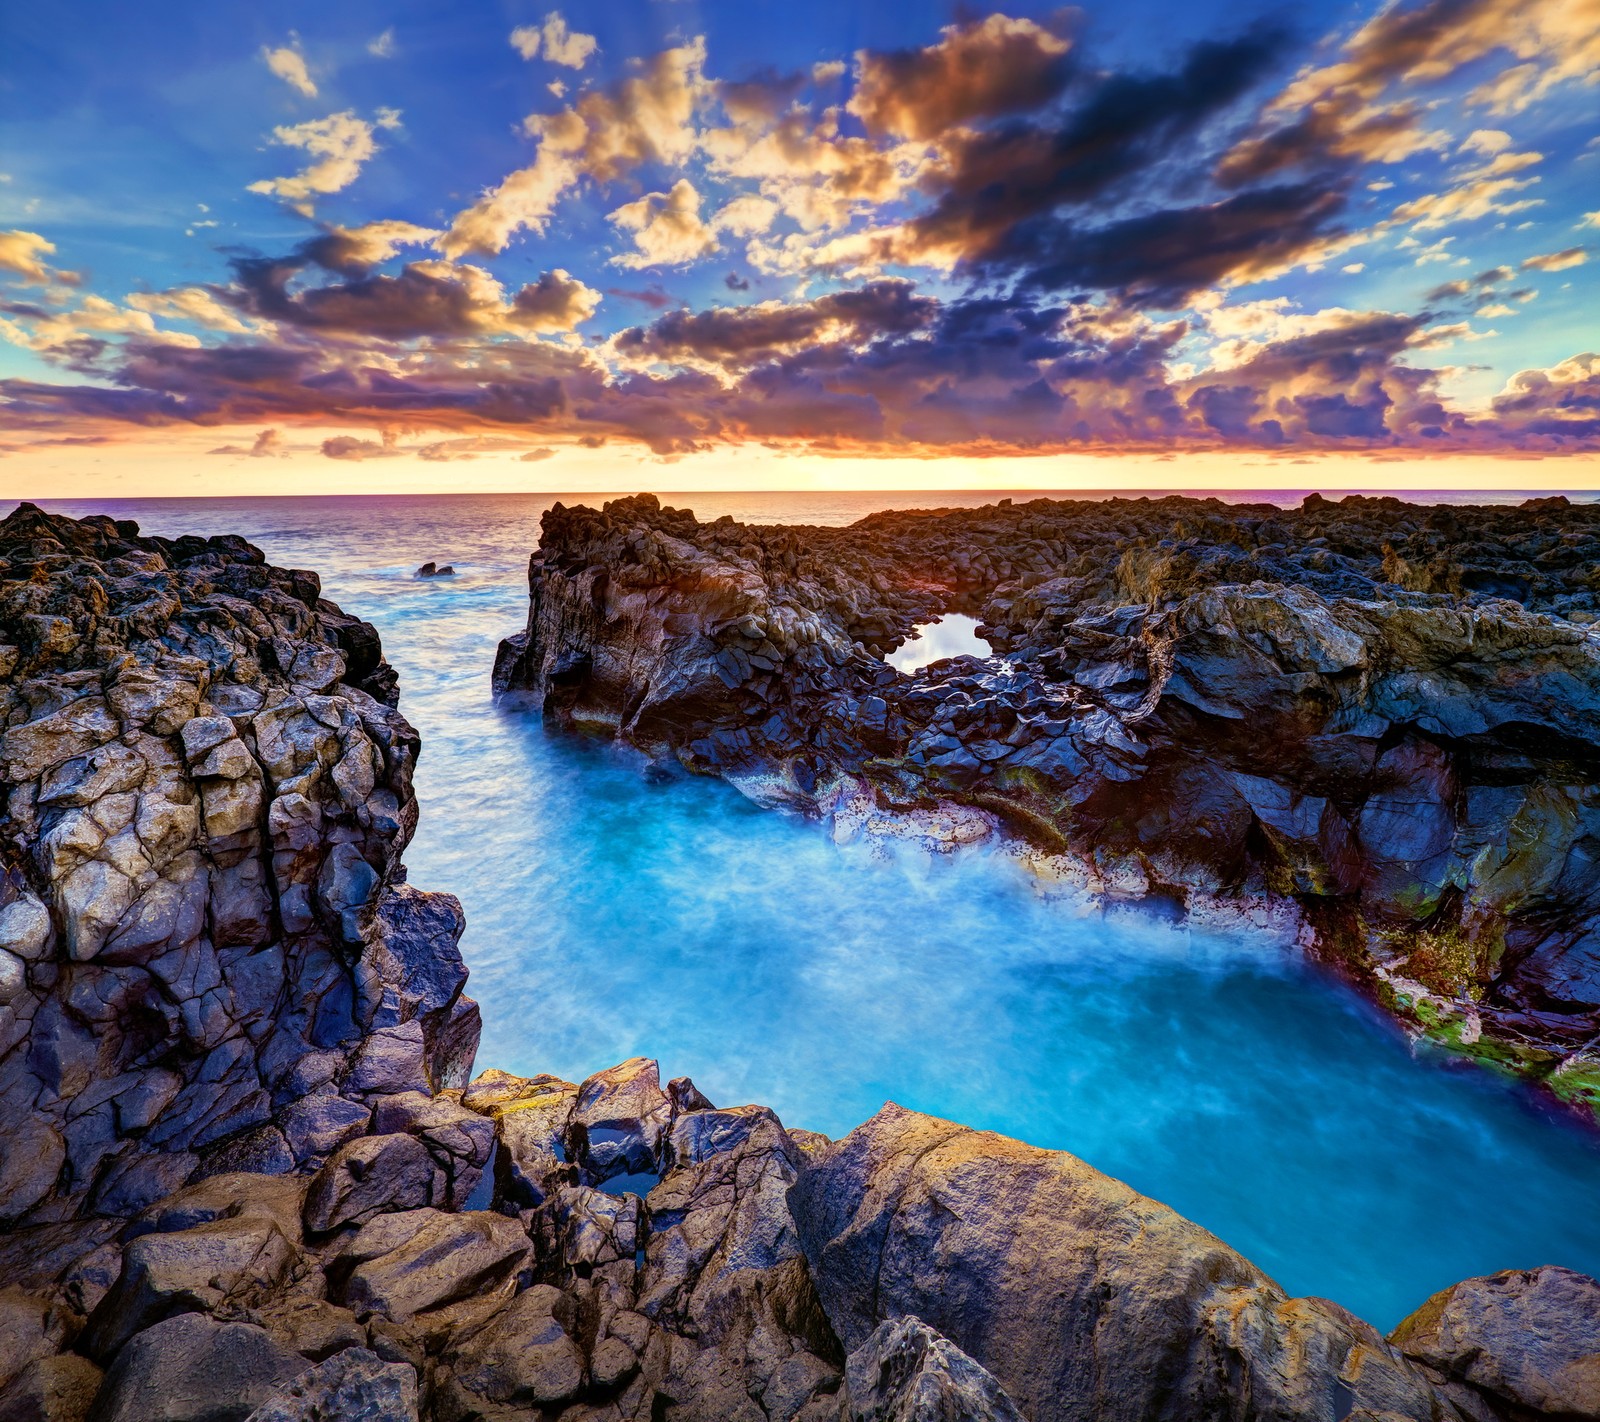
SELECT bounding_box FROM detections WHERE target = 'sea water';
[40,490,1600,1330]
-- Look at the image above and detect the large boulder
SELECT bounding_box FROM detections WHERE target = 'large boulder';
[1391,1265,1600,1419]
[92,1314,306,1422]
[791,1104,1456,1422]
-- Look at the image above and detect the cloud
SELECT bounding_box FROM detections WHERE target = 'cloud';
[511,12,598,68]
[1387,150,1544,231]
[521,446,556,461]
[227,248,601,339]
[368,29,396,59]
[0,230,79,286]
[606,283,678,310]
[127,286,256,334]
[541,13,598,69]
[209,427,288,456]
[848,14,1072,140]
[322,430,400,460]
[711,194,779,237]
[609,180,718,269]
[443,37,707,257]
[300,219,442,272]
[1520,246,1587,272]
[613,280,936,371]
[263,46,317,99]
[1460,128,1512,156]
[247,110,401,212]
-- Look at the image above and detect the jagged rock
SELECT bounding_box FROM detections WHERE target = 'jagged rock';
[461,1070,577,1209]
[442,1284,585,1409]
[340,1211,531,1324]
[568,1057,673,1182]
[0,505,479,1229]
[92,1314,306,1422]
[1391,1266,1600,1418]
[83,1209,301,1360]
[303,1134,447,1234]
[244,1348,418,1421]
[792,1103,1456,1422]
[496,493,1600,1112]
[842,1316,1025,1422]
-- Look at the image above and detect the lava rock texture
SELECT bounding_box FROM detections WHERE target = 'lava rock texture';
[3,506,1596,1422]
[495,492,1600,1117]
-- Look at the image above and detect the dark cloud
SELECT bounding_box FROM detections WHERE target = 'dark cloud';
[614,279,936,368]
[849,13,1075,140]
[891,27,1333,306]
[724,272,751,291]
[226,254,597,338]
[606,283,680,310]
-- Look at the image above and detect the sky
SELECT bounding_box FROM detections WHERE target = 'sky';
[1,0,1598,496]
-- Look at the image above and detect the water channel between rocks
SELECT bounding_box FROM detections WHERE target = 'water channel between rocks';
[46,491,1600,1332]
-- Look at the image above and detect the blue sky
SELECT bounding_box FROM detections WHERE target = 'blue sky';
[1,0,1597,484]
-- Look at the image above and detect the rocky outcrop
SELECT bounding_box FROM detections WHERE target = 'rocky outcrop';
[494,493,1600,1116]
[8,1048,1598,1421]
[0,503,478,1229]
[5,506,1597,1422]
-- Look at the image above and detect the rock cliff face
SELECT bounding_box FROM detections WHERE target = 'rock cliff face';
[495,493,1600,1117]
[0,503,479,1227]
[3,505,1597,1422]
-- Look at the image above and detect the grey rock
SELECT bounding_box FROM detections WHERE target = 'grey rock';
[1391,1265,1600,1418]
[92,1314,305,1422]
[243,1348,418,1421]
[843,1316,1025,1422]
[302,1134,444,1234]
[792,1104,1453,1422]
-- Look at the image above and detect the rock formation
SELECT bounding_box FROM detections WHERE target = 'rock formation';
[2,505,1596,1422]
[495,493,1600,1118]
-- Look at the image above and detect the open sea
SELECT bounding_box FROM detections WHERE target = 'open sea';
[37,489,1600,1331]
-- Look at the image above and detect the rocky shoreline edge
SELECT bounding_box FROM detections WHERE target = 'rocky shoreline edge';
[0,502,1596,1422]
[495,492,1600,1127]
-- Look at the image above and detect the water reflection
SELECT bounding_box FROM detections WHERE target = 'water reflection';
[887,613,992,673]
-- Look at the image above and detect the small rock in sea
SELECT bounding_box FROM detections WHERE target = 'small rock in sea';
[415,561,455,578]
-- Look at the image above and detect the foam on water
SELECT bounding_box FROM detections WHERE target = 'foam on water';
[41,492,1600,1330]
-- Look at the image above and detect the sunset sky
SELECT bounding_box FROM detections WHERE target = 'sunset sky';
[2,0,1598,496]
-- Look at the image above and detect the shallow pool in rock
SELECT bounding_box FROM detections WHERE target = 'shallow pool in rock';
[886,613,992,673]
[46,492,1600,1332]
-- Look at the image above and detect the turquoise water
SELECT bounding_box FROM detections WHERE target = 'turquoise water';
[42,492,1600,1331]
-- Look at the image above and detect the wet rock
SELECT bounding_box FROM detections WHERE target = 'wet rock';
[92,1314,305,1422]
[842,1316,1025,1422]
[243,1348,418,1421]
[1391,1265,1600,1418]
[568,1057,673,1182]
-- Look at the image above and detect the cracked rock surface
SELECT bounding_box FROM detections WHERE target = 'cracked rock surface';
[494,492,1600,1118]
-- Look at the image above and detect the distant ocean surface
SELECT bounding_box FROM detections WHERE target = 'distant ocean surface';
[33,490,1600,1331]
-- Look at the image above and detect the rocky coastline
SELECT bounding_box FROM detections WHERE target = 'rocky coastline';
[494,493,1600,1123]
[1,502,1597,1422]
